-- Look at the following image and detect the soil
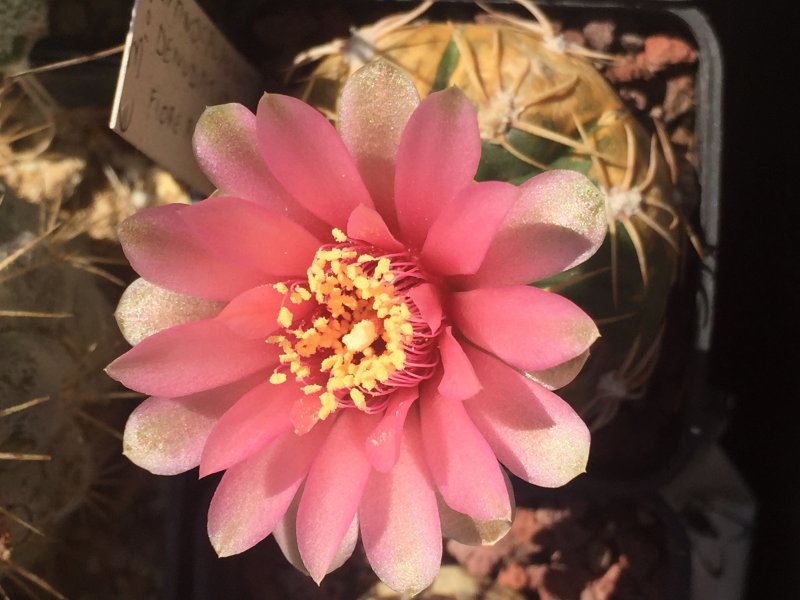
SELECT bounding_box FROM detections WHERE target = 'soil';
[446,498,683,600]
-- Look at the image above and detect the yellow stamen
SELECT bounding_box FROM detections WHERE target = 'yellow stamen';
[277,306,293,328]
[332,228,347,243]
[269,372,287,384]
[318,391,337,419]
[350,388,367,410]
[268,244,414,421]
[342,319,378,353]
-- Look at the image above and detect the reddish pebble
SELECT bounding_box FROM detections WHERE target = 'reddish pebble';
[497,562,528,591]
[644,35,698,71]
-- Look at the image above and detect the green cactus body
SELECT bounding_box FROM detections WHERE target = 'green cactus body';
[294,11,686,429]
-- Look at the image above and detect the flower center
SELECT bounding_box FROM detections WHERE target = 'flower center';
[268,229,440,430]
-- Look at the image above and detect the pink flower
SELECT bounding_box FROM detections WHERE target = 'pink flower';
[108,61,606,593]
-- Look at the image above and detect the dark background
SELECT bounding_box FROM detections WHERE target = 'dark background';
[703,1,798,598]
[27,0,798,597]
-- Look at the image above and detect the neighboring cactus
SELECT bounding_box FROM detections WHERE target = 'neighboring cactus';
[1,76,56,165]
[1,0,55,165]
[1,104,190,597]
[290,1,698,431]
[0,0,48,76]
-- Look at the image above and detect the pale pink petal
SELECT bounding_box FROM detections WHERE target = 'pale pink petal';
[199,379,298,477]
[526,349,591,391]
[218,284,312,340]
[437,470,515,545]
[115,278,224,345]
[297,411,376,583]
[273,489,359,576]
[360,409,441,595]
[256,93,373,229]
[365,387,418,473]
[437,327,481,401]
[407,283,443,333]
[420,390,510,522]
[180,196,320,279]
[466,170,607,287]
[192,103,328,236]
[421,181,518,276]
[207,424,328,557]
[339,60,419,232]
[329,513,360,573]
[463,344,590,487]
[122,375,263,475]
[394,88,481,249]
[106,319,278,397]
[346,205,404,252]
[450,286,599,372]
[118,204,267,301]
[272,490,307,574]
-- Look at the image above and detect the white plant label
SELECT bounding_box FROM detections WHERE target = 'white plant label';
[110,0,264,192]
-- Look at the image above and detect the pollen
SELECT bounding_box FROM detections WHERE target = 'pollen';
[269,372,287,384]
[290,286,312,303]
[350,388,367,410]
[342,319,378,352]
[267,239,417,423]
[277,306,294,328]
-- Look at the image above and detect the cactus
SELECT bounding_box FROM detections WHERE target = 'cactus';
[0,0,54,165]
[290,1,698,430]
[0,0,48,76]
[1,102,191,596]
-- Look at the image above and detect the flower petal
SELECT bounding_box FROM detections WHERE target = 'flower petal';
[218,284,312,340]
[118,204,267,301]
[394,87,481,249]
[466,170,607,287]
[257,93,373,229]
[207,424,328,557]
[199,379,298,477]
[365,386,418,473]
[339,60,419,232]
[273,488,359,576]
[180,196,320,279]
[450,285,599,371]
[272,490,307,574]
[420,389,510,522]
[115,278,224,345]
[463,344,590,488]
[407,283,443,334]
[360,409,441,595]
[526,348,591,391]
[122,375,261,475]
[437,327,481,401]
[421,181,518,276]
[437,470,515,545]
[346,205,404,252]
[297,410,376,583]
[106,319,278,397]
[192,103,327,236]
